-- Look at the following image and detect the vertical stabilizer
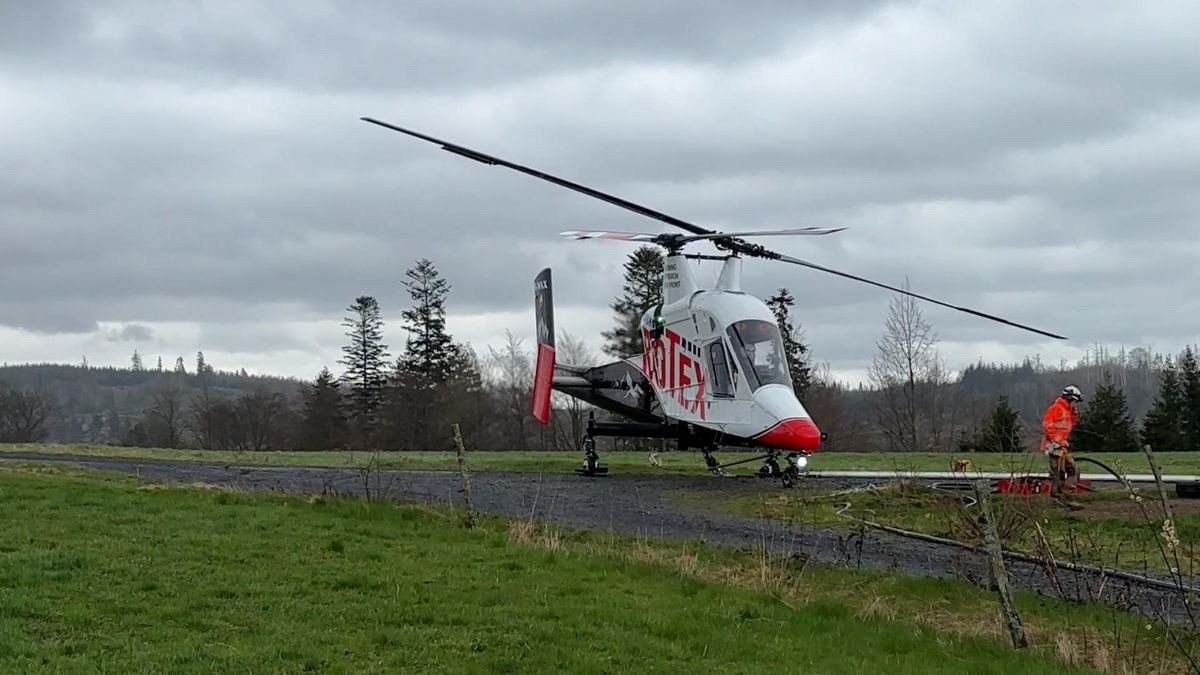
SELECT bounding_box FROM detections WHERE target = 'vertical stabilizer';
[532,268,555,424]
[662,254,698,305]
[715,256,742,292]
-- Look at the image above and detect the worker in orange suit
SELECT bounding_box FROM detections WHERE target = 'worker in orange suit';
[1042,385,1083,506]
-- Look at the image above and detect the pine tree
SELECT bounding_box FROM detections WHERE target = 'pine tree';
[1141,359,1186,452]
[961,395,1023,453]
[384,259,473,451]
[1071,373,1140,453]
[1180,347,1200,451]
[156,356,163,372]
[765,287,813,396]
[398,259,456,384]
[300,367,346,450]
[602,246,663,358]
[131,350,144,371]
[174,357,186,374]
[196,351,208,375]
[339,296,390,443]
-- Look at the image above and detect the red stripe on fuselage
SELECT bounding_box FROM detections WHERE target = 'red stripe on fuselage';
[532,343,555,424]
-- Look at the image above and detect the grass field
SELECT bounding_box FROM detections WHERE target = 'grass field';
[4,442,1200,477]
[709,481,1200,574]
[0,464,1188,673]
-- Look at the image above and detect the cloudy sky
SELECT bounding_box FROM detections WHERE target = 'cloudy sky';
[2,1,1198,383]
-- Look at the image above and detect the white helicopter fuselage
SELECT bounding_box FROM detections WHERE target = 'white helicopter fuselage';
[635,254,822,452]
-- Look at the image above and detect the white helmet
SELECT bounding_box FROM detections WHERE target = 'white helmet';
[1062,385,1083,402]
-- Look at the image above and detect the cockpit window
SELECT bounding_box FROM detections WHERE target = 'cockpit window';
[726,320,792,390]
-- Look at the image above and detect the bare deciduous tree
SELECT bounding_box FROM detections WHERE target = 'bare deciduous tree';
[145,388,185,448]
[0,387,52,442]
[486,331,533,449]
[804,364,866,453]
[238,390,291,452]
[553,331,596,451]
[869,286,946,452]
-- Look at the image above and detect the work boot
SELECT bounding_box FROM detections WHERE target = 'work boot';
[1054,496,1084,511]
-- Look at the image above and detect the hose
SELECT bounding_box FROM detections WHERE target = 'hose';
[1075,455,1127,483]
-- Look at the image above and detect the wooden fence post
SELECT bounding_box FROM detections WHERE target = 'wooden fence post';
[973,479,1028,649]
[452,423,476,529]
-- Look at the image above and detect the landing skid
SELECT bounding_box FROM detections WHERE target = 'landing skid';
[701,450,810,488]
[574,436,609,476]
[572,413,808,487]
[574,413,670,477]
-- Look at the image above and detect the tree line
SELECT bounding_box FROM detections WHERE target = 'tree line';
[859,278,1200,453]
[3,247,1198,453]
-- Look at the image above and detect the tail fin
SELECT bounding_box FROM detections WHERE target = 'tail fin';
[532,268,555,424]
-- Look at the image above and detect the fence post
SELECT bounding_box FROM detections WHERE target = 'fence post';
[452,423,476,529]
[973,479,1028,649]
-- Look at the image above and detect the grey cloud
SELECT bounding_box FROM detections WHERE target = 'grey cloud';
[1,1,890,92]
[1,0,1199,376]
[102,323,154,342]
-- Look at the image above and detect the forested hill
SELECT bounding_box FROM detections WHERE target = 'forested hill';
[0,364,304,443]
[958,353,1161,427]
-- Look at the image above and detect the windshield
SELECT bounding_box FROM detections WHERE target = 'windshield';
[727,319,792,390]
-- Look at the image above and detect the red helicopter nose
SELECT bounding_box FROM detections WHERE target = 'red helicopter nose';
[757,417,822,452]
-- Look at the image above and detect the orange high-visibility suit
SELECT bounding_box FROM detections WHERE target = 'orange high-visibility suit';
[1041,395,1078,496]
[1041,396,1076,453]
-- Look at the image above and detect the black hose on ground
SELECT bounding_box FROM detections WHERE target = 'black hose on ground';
[1075,455,1127,483]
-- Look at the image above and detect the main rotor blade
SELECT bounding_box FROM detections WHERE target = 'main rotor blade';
[361,117,713,236]
[681,227,846,242]
[770,252,1068,340]
[560,230,659,241]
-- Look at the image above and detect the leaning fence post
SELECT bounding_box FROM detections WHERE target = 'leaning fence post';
[973,479,1028,649]
[452,423,476,529]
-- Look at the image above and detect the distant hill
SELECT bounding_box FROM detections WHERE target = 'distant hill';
[0,364,305,443]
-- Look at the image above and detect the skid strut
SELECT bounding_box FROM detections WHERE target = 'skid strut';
[575,412,677,476]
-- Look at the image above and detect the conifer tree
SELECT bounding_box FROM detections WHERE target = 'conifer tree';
[196,351,208,375]
[967,395,1024,453]
[602,246,663,358]
[174,357,186,374]
[300,367,346,450]
[339,296,390,442]
[131,350,144,371]
[1141,359,1186,452]
[398,259,456,384]
[765,287,813,396]
[1180,347,1200,451]
[386,259,481,451]
[1071,373,1139,453]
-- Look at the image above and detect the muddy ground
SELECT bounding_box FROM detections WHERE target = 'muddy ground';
[3,451,1194,621]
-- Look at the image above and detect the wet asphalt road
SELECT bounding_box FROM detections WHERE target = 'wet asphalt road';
[2,452,1192,621]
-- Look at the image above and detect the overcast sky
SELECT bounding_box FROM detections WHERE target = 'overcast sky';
[2,1,1198,383]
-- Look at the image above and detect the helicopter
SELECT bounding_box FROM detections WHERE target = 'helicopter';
[362,117,1066,485]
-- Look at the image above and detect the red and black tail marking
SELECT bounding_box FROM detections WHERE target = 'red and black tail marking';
[532,268,555,424]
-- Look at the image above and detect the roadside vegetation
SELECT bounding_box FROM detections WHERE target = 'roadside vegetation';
[6,442,1200,476]
[708,481,1200,575]
[1,463,1189,673]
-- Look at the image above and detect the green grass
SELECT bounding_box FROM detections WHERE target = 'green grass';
[0,464,1180,673]
[5,443,1200,478]
[710,481,1200,574]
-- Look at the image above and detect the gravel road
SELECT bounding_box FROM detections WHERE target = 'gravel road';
[3,451,1193,621]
